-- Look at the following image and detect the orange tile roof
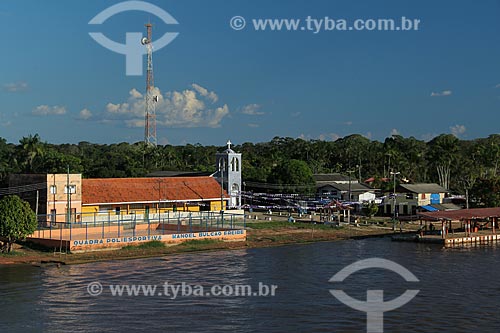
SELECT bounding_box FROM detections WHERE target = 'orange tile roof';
[82,177,227,205]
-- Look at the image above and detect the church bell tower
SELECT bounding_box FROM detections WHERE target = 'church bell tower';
[215,140,242,209]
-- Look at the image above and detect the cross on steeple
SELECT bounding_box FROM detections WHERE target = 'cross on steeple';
[227,140,232,150]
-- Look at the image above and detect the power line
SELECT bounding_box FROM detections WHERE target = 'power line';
[0,182,47,196]
[243,181,314,190]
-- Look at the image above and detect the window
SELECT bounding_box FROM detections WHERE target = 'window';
[50,185,57,194]
[50,209,56,224]
[231,157,240,172]
[64,185,76,194]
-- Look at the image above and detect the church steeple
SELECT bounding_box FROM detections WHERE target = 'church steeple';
[215,140,242,209]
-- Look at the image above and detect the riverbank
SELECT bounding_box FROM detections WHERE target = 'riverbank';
[0,221,403,266]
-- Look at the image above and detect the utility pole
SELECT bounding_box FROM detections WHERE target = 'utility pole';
[53,174,56,224]
[66,166,71,224]
[219,159,225,212]
[390,171,400,231]
[346,169,355,224]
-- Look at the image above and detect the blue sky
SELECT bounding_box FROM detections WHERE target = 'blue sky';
[0,0,499,145]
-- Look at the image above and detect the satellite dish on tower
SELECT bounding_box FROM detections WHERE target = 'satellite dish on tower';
[141,37,150,45]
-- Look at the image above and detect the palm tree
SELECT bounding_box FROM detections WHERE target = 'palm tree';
[19,134,43,173]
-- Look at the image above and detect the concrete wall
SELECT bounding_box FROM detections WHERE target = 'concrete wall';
[28,224,247,252]
[67,229,246,252]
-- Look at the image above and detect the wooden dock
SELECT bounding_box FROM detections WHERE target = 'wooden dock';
[392,232,500,247]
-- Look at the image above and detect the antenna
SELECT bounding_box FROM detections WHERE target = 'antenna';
[143,23,157,146]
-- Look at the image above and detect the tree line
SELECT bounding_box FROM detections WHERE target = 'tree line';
[1,133,499,206]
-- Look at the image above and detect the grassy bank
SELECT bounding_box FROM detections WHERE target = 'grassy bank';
[0,220,403,266]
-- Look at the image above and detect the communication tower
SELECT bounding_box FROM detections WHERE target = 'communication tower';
[142,23,157,146]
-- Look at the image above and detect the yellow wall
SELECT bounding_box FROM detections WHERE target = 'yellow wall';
[210,201,226,211]
[81,202,210,216]
[82,206,99,214]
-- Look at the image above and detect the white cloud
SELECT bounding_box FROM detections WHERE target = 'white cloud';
[191,83,218,103]
[450,124,466,137]
[2,82,28,92]
[78,108,93,120]
[129,88,142,99]
[291,112,301,117]
[343,121,353,126]
[390,128,400,136]
[318,133,341,141]
[32,105,66,116]
[301,133,341,141]
[364,132,373,139]
[106,102,131,114]
[248,123,259,128]
[431,90,452,97]
[495,83,500,88]
[240,104,263,115]
[104,84,229,128]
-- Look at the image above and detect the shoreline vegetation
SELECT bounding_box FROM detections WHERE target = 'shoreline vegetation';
[0,216,413,266]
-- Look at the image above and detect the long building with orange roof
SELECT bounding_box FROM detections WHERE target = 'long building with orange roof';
[81,176,228,216]
[8,173,229,223]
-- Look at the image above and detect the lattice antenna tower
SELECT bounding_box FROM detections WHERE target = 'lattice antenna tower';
[142,23,157,146]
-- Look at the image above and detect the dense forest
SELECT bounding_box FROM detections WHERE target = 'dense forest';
[1,133,499,206]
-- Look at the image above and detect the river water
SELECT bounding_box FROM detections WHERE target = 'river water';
[1,238,500,332]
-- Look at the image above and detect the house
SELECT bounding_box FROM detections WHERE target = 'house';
[314,173,376,202]
[398,183,448,206]
[381,183,448,216]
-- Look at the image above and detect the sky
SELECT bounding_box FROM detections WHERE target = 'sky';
[0,0,499,145]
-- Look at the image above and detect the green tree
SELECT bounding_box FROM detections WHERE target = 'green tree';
[470,177,500,207]
[428,134,460,190]
[362,202,379,218]
[18,134,45,173]
[267,159,315,194]
[0,195,37,253]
